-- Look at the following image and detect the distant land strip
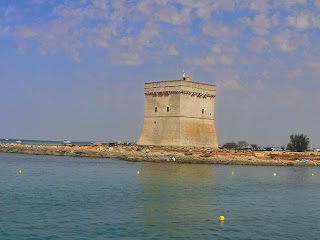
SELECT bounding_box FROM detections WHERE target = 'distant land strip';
[1,143,320,167]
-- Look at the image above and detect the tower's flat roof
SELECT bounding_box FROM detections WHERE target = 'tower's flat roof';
[144,79,216,96]
[145,79,216,87]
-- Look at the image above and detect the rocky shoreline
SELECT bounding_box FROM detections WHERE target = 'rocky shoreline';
[1,143,320,166]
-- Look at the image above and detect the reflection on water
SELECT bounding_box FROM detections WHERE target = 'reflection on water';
[137,163,216,239]
[284,166,312,185]
[139,162,215,184]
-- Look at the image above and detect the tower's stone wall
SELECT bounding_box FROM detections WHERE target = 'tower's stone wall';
[138,78,218,148]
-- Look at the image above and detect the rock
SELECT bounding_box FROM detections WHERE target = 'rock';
[254,152,266,157]
[200,153,211,157]
[109,147,114,151]
[146,149,150,153]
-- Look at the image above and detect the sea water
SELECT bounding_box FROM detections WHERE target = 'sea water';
[0,139,93,146]
[0,153,320,240]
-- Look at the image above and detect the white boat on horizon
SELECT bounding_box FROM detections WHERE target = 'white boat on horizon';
[16,140,22,144]
[5,139,8,141]
[63,140,71,144]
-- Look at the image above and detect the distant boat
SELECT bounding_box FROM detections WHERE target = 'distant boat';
[63,140,71,144]
[16,140,22,144]
[5,139,8,141]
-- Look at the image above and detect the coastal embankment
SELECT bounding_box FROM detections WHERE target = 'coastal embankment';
[1,143,320,166]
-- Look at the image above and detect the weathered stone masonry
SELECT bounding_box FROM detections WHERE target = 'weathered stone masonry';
[138,76,218,148]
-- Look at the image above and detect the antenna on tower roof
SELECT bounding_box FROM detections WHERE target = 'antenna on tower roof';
[182,69,186,79]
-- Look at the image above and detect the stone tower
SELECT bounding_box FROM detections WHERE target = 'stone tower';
[138,75,218,148]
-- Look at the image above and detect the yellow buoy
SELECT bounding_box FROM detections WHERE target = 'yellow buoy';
[219,216,225,221]
[273,173,277,176]
[137,171,140,175]
[312,173,314,176]
[231,172,234,175]
[19,169,22,174]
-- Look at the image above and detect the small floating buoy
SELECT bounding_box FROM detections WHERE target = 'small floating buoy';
[231,172,234,175]
[137,171,140,175]
[273,173,277,176]
[19,169,22,174]
[219,216,225,221]
[312,173,314,176]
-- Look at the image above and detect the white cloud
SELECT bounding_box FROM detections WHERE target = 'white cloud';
[185,53,234,71]
[120,22,160,48]
[310,15,320,27]
[136,0,236,25]
[287,12,320,29]
[15,26,39,39]
[166,45,179,56]
[215,71,246,90]
[185,55,216,68]
[242,14,279,36]
[247,0,271,14]
[53,3,85,19]
[212,43,238,54]
[193,0,236,18]
[219,78,244,90]
[287,14,309,29]
[91,0,108,10]
[109,51,142,65]
[201,22,239,39]
[246,38,269,54]
[1,0,319,67]
[280,0,308,10]
[272,29,308,53]
[88,24,118,48]
[37,18,83,60]
[219,55,234,65]
[156,5,191,25]
[170,0,236,20]
[109,22,161,65]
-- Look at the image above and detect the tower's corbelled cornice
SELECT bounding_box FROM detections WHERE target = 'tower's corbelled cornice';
[144,79,216,98]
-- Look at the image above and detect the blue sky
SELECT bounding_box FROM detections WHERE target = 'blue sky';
[1,0,320,147]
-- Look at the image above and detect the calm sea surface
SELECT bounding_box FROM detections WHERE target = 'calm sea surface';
[0,139,93,146]
[1,153,320,239]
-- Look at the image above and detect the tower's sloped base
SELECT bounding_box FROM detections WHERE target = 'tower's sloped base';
[138,117,218,148]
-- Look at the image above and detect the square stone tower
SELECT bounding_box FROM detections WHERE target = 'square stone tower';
[138,76,218,148]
